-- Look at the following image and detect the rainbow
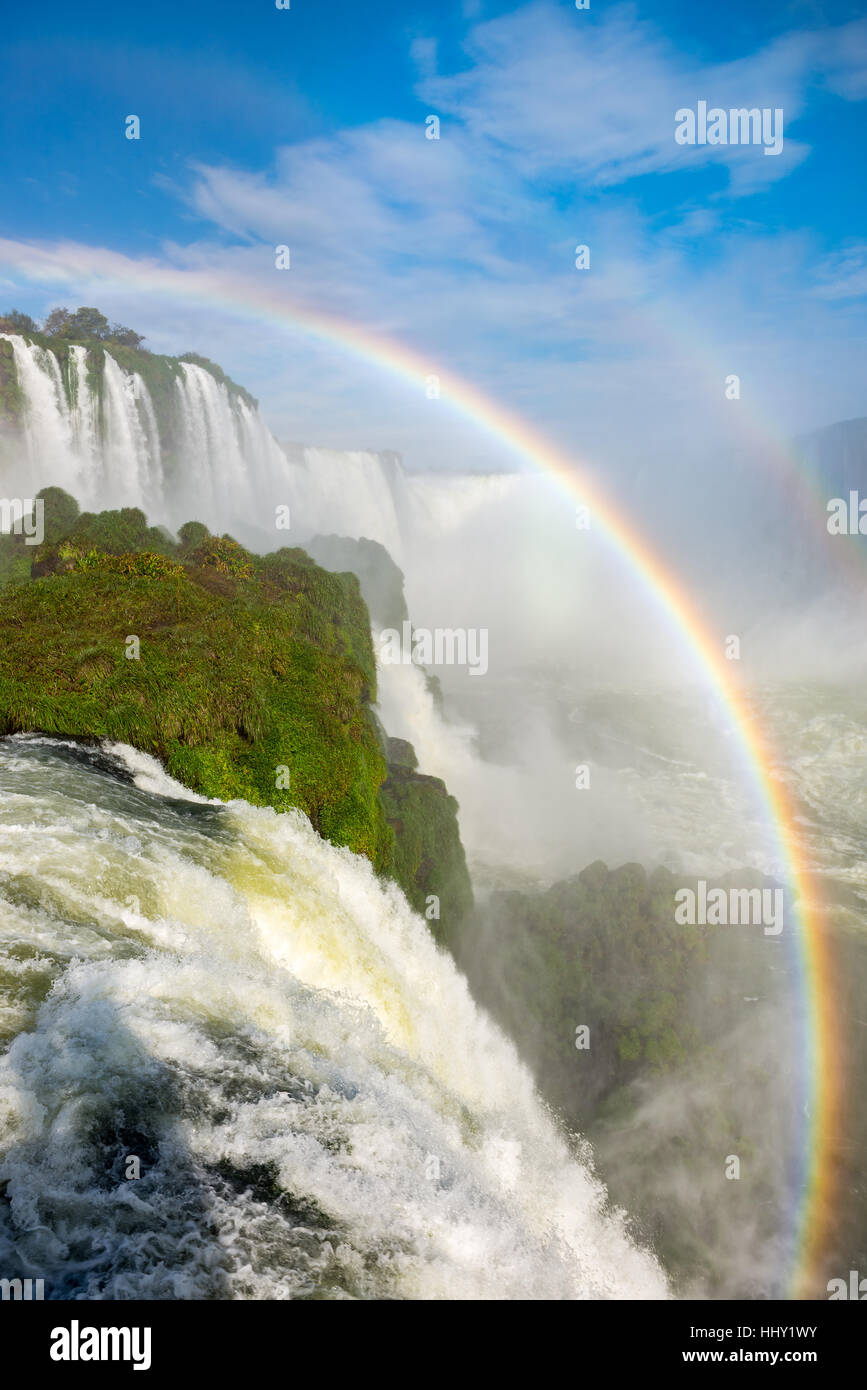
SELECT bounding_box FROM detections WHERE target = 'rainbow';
[622,284,861,574]
[0,240,842,1296]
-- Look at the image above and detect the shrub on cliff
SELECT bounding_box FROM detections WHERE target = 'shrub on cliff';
[0,490,473,919]
[379,756,473,939]
[0,541,394,873]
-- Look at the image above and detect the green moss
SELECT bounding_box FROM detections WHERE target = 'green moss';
[452,861,714,1122]
[378,759,473,937]
[0,538,395,876]
[0,494,475,911]
[0,533,31,587]
[305,535,410,632]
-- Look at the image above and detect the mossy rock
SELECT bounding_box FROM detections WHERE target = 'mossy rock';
[0,546,395,876]
[305,534,409,632]
[0,492,475,918]
[379,761,473,939]
[386,737,417,770]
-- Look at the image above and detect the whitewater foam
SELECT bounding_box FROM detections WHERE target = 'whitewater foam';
[0,736,666,1300]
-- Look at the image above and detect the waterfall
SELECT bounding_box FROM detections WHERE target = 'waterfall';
[68,344,101,484]
[284,445,410,558]
[0,735,667,1300]
[170,363,289,527]
[2,334,81,497]
[0,337,292,533]
[0,334,162,511]
[101,354,162,511]
[0,334,539,562]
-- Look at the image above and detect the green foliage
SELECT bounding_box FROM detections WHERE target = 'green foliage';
[449,858,796,1292]
[0,491,477,904]
[188,534,254,579]
[68,507,149,554]
[35,486,80,544]
[0,533,31,587]
[255,548,378,697]
[178,521,210,551]
[74,549,185,578]
[43,305,145,349]
[108,325,145,349]
[64,306,109,340]
[305,534,410,632]
[379,759,473,936]
[0,310,38,333]
[0,547,395,875]
[42,308,71,337]
[453,861,710,1123]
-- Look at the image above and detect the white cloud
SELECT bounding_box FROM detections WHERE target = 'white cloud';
[420,3,866,191]
[813,244,867,300]
[0,4,864,470]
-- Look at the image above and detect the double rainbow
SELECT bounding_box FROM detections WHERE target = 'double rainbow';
[0,241,841,1296]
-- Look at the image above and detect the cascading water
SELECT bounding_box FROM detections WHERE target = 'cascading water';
[0,735,666,1300]
[101,355,162,512]
[284,445,410,559]
[2,334,81,497]
[169,363,289,527]
[0,334,162,511]
[0,337,292,527]
[0,333,536,563]
[67,345,101,483]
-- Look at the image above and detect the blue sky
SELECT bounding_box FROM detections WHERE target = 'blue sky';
[1,0,865,467]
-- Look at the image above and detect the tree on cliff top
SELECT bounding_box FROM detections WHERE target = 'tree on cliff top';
[43,306,146,349]
[0,310,38,333]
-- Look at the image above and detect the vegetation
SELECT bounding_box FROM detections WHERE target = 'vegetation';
[41,306,145,350]
[0,310,38,333]
[379,754,473,939]
[305,534,409,631]
[454,861,707,1117]
[0,490,391,869]
[450,859,797,1293]
[303,536,473,927]
[0,307,255,422]
[0,488,473,923]
[1,306,144,349]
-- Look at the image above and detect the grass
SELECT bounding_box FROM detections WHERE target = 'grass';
[0,488,474,924]
[0,541,394,874]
